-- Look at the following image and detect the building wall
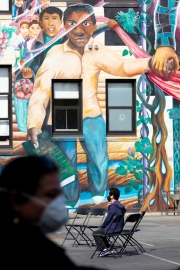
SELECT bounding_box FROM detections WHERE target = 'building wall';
[0,0,178,212]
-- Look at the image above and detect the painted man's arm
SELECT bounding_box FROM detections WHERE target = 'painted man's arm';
[27,53,56,147]
[93,19,118,38]
[97,45,150,77]
[152,0,179,77]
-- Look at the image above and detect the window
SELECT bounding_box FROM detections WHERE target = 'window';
[104,3,140,46]
[0,0,11,14]
[106,79,136,135]
[0,66,12,147]
[52,79,82,136]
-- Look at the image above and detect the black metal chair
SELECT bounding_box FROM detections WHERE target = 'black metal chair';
[78,208,107,247]
[61,207,91,247]
[119,213,145,255]
[91,214,124,259]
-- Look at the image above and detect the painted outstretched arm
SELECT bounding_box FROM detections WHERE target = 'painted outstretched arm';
[93,19,118,38]
[152,0,179,77]
[96,43,150,77]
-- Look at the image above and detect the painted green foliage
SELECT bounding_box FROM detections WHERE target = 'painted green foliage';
[115,143,155,204]
[115,5,152,54]
[136,100,152,127]
[115,98,155,204]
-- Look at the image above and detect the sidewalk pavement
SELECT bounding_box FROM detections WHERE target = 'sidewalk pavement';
[49,214,180,270]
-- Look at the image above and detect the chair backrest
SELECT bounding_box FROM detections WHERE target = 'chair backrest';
[124,213,141,232]
[105,214,124,235]
[89,208,107,226]
[76,207,91,215]
[71,207,91,226]
[90,208,107,216]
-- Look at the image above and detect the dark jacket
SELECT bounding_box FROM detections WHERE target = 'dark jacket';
[100,200,126,233]
[0,220,104,270]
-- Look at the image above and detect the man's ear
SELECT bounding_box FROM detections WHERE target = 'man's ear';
[93,24,97,31]
[10,190,23,213]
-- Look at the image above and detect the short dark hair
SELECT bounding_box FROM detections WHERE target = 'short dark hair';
[29,20,41,28]
[82,0,101,6]
[109,187,120,200]
[20,21,29,28]
[40,7,63,21]
[63,4,96,25]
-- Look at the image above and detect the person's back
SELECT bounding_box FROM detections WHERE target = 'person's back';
[104,199,126,233]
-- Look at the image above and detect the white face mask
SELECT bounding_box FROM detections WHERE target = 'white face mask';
[38,194,68,234]
[0,187,68,234]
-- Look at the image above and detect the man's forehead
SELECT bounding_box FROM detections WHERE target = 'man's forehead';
[66,11,92,22]
[42,13,60,17]
[20,23,29,27]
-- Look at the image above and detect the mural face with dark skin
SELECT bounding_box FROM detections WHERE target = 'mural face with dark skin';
[64,11,97,55]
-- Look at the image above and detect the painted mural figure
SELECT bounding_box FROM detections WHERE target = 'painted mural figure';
[27,7,64,75]
[27,4,153,206]
[26,20,41,51]
[37,0,51,14]
[13,0,26,18]
[152,0,179,77]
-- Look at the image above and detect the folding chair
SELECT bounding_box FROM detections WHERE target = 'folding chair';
[91,214,124,259]
[61,207,91,247]
[78,208,107,247]
[119,212,145,255]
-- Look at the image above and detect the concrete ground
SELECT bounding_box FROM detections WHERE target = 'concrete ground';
[49,213,180,270]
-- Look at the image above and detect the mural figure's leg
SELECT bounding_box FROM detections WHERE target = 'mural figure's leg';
[81,115,108,204]
[56,140,80,208]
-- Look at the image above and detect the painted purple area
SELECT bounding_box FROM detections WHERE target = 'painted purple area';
[141,3,148,199]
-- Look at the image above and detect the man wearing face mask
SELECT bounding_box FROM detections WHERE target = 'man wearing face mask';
[0,156,105,270]
[93,187,126,257]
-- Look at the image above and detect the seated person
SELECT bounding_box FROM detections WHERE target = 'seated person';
[93,187,126,257]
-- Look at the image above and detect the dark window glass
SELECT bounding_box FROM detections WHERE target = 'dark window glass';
[52,79,82,135]
[54,99,79,106]
[55,109,78,130]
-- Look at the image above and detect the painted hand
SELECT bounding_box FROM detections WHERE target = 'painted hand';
[108,19,118,30]
[150,47,179,78]
[22,67,33,78]
[28,127,42,148]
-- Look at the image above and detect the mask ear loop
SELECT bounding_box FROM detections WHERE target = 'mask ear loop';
[0,187,47,207]
[20,192,48,207]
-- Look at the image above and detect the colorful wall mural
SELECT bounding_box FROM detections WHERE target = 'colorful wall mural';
[0,0,180,212]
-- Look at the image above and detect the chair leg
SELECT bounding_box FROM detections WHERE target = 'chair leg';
[91,236,106,259]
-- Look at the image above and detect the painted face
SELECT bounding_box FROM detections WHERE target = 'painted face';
[40,13,62,37]
[15,0,24,7]
[40,0,50,10]
[29,23,41,39]
[64,11,97,48]
[31,14,40,22]
[20,23,29,39]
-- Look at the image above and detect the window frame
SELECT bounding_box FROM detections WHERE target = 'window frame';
[106,79,136,136]
[52,79,82,136]
[0,65,12,148]
[0,0,12,15]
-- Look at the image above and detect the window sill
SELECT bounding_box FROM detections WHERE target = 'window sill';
[106,136,139,142]
[51,136,85,142]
